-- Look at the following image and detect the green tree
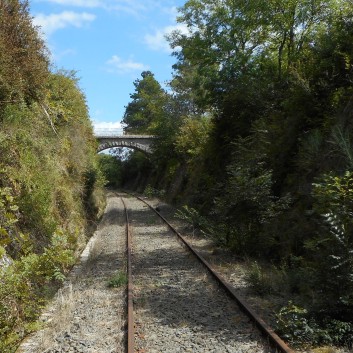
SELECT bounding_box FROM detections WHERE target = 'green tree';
[0,0,49,107]
[175,115,212,161]
[98,154,122,187]
[120,2,353,334]
[122,71,167,134]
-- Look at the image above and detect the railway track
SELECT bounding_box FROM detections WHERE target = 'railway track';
[15,191,294,353]
[121,197,134,353]
[121,194,294,353]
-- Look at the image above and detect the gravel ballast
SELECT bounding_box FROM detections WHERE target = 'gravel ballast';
[126,196,272,353]
[17,192,280,353]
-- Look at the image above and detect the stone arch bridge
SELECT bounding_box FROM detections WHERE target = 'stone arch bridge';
[95,129,155,154]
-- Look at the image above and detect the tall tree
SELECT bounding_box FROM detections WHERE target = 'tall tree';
[122,71,167,134]
[0,0,49,107]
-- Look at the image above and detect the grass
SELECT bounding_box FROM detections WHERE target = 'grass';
[107,271,128,288]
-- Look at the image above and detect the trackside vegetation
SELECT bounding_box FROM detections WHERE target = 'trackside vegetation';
[0,1,105,351]
[118,0,353,349]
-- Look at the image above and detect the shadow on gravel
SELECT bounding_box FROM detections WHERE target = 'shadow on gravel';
[133,245,272,352]
[84,251,122,275]
[99,208,125,227]
[129,208,165,226]
[124,199,273,351]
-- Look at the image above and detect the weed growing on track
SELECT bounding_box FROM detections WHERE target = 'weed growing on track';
[107,271,128,288]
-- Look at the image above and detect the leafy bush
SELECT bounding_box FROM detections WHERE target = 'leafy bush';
[174,205,209,235]
[143,185,165,198]
[0,239,75,352]
[98,154,122,187]
[276,302,317,346]
[245,262,276,296]
[324,320,353,347]
[0,186,20,251]
[276,303,353,348]
[212,159,290,255]
[245,260,293,297]
[305,171,353,317]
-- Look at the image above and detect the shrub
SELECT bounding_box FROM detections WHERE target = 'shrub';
[324,319,353,347]
[212,160,290,254]
[275,303,353,348]
[0,186,20,251]
[175,205,209,235]
[245,262,275,296]
[306,171,353,317]
[97,154,122,187]
[143,185,165,198]
[275,302,317,346]
[245,261,289,296]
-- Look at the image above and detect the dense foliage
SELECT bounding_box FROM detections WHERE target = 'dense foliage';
[98,154,122,187]
[120,0,353,348]
[0,1,104,351]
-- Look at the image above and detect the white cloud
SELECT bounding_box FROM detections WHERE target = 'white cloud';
[144,24,188,53]
[92,121,123,131]
[108,0,148,15]
[163,5,179,20]
[33,11,96,36]
[106,55,149,74]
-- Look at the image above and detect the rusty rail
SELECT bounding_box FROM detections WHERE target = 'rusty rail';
[136,196,295,353]
[121,198,134,353]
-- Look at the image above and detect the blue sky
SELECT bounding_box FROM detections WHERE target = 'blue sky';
[29,0,187,131]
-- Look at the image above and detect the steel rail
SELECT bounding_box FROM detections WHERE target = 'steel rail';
[136,196,295,353]
[121,198,134,353]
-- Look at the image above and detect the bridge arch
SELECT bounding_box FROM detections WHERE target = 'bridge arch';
[97,140,152,154]
[95,131,155,155]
